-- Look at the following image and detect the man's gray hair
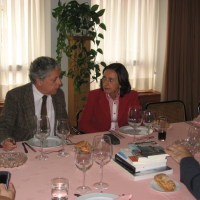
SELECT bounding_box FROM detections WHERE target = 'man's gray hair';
[29,56,60,84]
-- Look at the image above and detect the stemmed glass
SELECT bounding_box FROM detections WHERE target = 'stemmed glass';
[143,110,155,141]
[128,106,143,143]
[74,146,93,194]
[34,115,50,161]
[56,119,70,157]
[93,135,112,190]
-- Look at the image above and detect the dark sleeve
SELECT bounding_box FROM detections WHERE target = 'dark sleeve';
[0,91,18,142]
[180,156,200,199]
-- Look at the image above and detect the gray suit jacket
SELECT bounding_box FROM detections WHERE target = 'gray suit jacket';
[0,83,68,142]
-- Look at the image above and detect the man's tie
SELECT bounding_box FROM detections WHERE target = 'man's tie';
[41,95,47,116]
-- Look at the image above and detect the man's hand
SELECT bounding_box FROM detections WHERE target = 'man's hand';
[3,139,16,151]
[165,144,192,164]
[0,182,16,200]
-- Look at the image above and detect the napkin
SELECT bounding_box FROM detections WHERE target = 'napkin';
[115,194,132,200]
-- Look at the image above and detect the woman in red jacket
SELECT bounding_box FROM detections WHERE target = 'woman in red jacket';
[78,63,141,133]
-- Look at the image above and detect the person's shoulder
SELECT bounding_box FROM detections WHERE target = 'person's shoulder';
[88,88,103,95]
[7,83,32,95]
[125,90,138,96]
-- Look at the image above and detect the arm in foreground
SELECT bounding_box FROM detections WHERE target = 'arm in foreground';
[166,144,200,199]
[0,182,16,200]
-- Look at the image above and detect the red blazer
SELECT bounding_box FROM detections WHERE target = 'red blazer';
[78,89,141,133]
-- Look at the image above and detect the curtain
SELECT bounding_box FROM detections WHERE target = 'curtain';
[0,0,46,99]
[90,0,159,91]
[165,0,200,121]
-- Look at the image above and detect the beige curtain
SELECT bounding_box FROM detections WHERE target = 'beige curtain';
[165,0,200,120]
[90,0,159,91]
[0,0,46,99]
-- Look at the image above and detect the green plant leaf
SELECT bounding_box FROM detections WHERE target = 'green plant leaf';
[98,33,104,39]
[100,61,107,67]
[96,40,100,46]
[91,4,99,12]
[81,96,87,101]
[97,9,105,17]
[97,48,103,54]
[99,23,106,31]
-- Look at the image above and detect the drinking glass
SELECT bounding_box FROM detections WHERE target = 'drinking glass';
[74,146,93,194]
[187,125,200,154]
[93,135,112,190]
[128,106,143,143]
[51,177,69,200]
[34,115,50,161]
[157,116,167,141]
[143,110,155,141]
[56,119,70,157]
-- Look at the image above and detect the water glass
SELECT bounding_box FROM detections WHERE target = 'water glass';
[143,110,155,141]
[51,177,69,200]
[187,125,200,154]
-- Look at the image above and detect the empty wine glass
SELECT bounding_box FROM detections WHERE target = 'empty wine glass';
[93,135,112,190]
[34,115,50,161]
[56,119,70,157]
[128,106,143,143]
[143,110,155,141]
[75,146,93,194]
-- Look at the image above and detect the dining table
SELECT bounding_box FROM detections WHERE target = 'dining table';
[0,122,198,200]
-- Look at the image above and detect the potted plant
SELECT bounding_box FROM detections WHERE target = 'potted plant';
[52,0,107,99]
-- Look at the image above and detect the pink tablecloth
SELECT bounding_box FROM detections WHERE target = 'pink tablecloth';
[0,122,197,200]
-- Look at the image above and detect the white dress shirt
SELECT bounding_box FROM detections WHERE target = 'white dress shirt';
[106,91,120,130]
[32,84,55,136]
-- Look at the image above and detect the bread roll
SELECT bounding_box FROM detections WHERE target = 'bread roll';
[154,174,176,191]
[74,141,92,154]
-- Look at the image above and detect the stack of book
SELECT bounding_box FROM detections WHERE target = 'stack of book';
[111,141,173,181]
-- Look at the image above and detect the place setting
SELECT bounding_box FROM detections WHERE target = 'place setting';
[26,116,73,160]
[118,108,155,143]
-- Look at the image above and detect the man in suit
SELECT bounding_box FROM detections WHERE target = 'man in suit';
[0,56,68,151]
[166,143,200,199]
[78,63,141,133]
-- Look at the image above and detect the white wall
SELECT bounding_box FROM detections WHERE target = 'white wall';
[155,0,168,100]
[50,0,168,108]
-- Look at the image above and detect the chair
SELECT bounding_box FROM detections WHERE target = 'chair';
[72,110,85,135]
[144,100,187,123]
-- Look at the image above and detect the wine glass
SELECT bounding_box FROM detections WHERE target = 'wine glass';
[34,115,50,161]
[128,106,143,143]
[74,146,93,194]
[143,110,155,141]
[93,135,112,190]
[187,125,200,154]
[56,119,70,157]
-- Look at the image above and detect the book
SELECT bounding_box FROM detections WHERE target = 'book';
[128,141,169,161]
[116,153,167,172]
[111,157,173,181]
[121,148,167,164]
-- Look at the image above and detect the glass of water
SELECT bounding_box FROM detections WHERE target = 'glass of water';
[51,177,69,200]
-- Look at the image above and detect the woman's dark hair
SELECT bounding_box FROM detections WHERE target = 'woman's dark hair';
[100,63,131,97]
